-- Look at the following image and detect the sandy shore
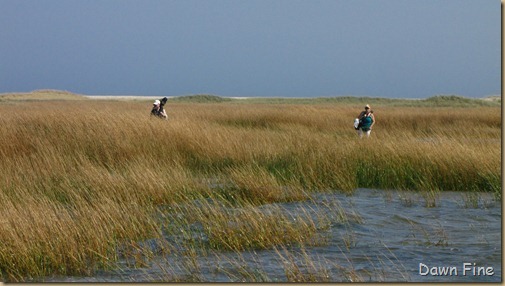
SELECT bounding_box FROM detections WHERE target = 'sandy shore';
[84,95,164,101]
[85,95,252,100]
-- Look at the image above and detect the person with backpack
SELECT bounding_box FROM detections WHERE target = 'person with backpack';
[356,104,375,138]
[151,97,168,119]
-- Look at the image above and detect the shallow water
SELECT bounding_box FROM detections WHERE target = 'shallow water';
[44,189,501,282]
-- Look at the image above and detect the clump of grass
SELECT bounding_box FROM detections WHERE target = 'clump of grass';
[398,191,417,207]
[172,200,328,251]
[275,246,332,282]
[406,221,449,247]
[460,192,497,209]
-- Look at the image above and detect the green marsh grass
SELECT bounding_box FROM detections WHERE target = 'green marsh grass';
[0,95,500,281]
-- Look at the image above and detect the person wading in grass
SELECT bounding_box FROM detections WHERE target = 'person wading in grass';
[151,97,168,119]
[356,104,375,138]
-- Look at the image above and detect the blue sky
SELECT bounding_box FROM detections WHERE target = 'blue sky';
[1,0,500,98]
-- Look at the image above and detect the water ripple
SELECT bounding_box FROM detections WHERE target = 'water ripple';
[43,188,501,282]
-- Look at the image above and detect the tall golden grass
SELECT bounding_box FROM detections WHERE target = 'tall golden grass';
[0,99,500,281]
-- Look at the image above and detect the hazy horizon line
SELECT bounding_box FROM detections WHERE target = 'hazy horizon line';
[2,89,499,100]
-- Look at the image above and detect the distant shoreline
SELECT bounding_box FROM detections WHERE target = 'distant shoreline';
[83,94,499,101]
[84,95,252,100]
[0,90,499,105]
[85,95,163,100]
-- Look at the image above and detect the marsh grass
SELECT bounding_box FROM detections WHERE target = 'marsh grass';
[162,196,334,252]
[405,220,450,247]
[0,98,500,281]
[275,246,332,282]
[459,192,497,209]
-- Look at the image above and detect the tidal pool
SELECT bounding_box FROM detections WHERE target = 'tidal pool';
[44,188,501,282]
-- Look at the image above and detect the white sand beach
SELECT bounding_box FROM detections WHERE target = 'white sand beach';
[84,95,164,101]
[85,95,252,100]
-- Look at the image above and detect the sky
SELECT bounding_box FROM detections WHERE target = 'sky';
[0,0,500,98]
